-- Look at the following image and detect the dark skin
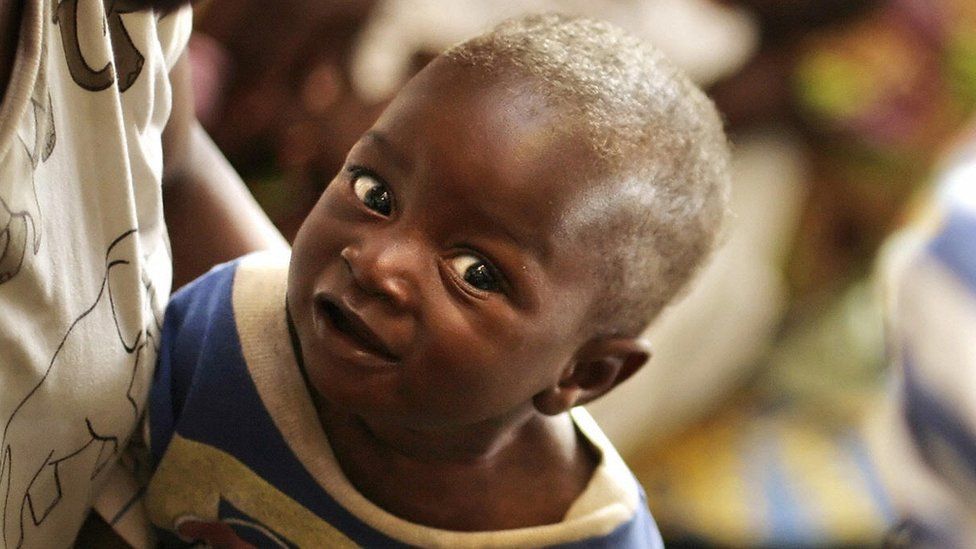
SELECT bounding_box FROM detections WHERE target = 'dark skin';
[288,58,650,531]
[0,0,21,101]
[161,50,288,287]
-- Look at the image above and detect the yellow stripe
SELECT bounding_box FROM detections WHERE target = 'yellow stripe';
[145,434,358,548]
[638,412,762,545]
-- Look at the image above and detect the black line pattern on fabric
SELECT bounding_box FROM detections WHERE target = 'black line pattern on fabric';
[108,485,144,526]
[53,0,145,93]
[0,42,55,286]
[0,229,161,547]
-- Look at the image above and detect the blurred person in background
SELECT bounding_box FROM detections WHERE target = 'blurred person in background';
[871,120,976,548]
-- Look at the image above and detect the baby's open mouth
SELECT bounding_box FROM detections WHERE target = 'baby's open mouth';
[318,298,400,362]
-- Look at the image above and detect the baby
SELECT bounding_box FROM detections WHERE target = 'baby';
[144,13,729,548]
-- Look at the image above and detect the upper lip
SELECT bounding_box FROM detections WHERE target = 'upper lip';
[315,293,400,362]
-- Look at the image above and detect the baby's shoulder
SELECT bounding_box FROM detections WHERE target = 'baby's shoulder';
[166,257,242,323]
[159,252,288,394]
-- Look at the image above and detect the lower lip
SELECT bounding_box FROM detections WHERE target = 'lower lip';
[312,302,400,370]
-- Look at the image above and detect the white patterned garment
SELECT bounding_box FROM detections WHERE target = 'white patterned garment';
[0,1,190,546]
[872,134,976,547]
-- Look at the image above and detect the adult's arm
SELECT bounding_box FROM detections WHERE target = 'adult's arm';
[162,51,288,288]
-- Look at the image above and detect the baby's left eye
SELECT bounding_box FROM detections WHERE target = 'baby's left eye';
[448,254,501,292]
[352,172,393,216]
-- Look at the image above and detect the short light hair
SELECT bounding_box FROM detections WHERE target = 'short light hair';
[445,14,731,336]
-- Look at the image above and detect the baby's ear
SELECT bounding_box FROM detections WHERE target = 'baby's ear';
[533,337,651,416]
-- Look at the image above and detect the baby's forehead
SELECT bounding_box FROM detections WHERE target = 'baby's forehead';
[379,63,601,182]
[389,60,564,130]
[360,57,645,245]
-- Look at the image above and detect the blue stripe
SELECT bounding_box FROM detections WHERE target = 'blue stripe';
[843,433,895,524]
[746,427,817,544]
[902,351,976,492]
[928,209,976,294]
[154,259,409,547]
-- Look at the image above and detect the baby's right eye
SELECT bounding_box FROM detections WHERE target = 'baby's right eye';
[448,254,502,293]
[352,172,393,216]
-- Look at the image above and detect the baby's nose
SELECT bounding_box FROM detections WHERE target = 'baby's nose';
[340,240,420,309]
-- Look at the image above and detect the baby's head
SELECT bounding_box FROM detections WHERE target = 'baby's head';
[288,14,730,430]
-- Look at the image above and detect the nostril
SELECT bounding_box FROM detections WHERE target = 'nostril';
[322,299,340,322]
[321,299,352,334]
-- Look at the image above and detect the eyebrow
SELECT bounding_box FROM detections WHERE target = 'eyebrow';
[360,130,413,175]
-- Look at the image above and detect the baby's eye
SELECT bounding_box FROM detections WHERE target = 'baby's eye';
[449,254,501,292]
[352,172,392,216]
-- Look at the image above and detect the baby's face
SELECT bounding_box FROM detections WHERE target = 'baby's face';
[287,59,606,429]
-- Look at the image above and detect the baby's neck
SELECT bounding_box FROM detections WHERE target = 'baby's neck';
[317,403,599,531]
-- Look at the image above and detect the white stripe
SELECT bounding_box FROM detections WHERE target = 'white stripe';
[893,254,976,431]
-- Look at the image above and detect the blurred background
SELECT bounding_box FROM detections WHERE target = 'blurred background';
[186,0,976,545]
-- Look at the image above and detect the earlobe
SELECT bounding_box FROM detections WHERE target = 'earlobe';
[533,337,651,416]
